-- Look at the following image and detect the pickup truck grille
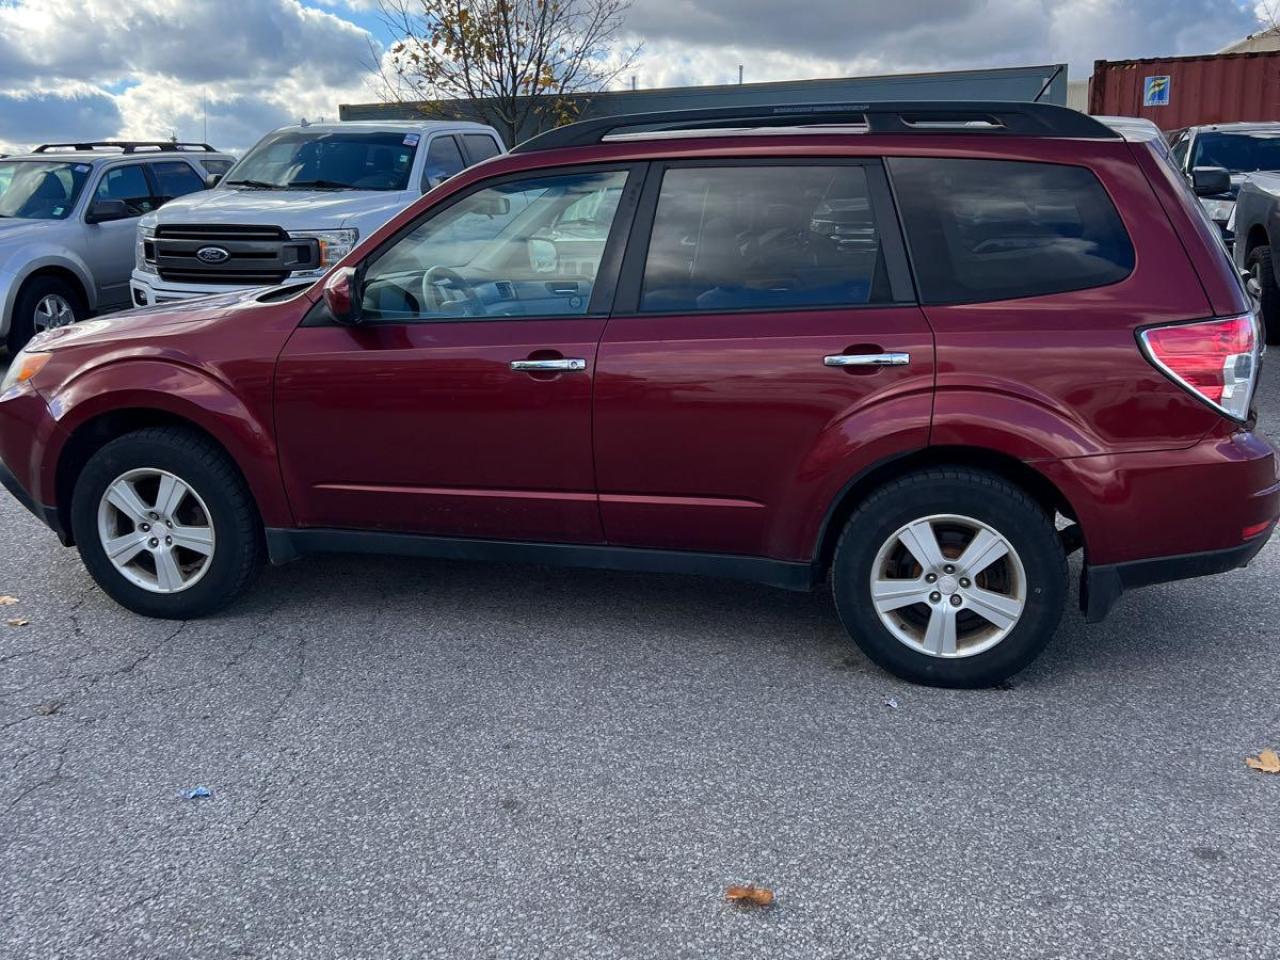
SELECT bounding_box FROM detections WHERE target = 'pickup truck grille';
[152,224,320,285]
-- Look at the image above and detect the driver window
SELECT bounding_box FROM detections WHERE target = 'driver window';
[361,169,629,323]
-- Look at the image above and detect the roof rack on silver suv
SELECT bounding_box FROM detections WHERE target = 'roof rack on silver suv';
[33,141,219,154]
[512,100,1120,153]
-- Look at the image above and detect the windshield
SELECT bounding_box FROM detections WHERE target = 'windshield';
[1191,132,1280,174]
[224,130,419,191]
[0,160,91,220]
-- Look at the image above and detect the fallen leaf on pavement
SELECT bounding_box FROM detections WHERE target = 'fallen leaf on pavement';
[34,700,62,716]
[6,618,29,627]
[725,884,775,908]
[0,596,18,605]
[1246,749,1280,774]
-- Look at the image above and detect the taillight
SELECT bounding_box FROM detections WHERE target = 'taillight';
[1139,314,1260,420]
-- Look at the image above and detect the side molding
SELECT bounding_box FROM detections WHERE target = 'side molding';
[266,528,817,592]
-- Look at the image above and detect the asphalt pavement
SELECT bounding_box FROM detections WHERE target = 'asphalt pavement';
[2,368,1279,959]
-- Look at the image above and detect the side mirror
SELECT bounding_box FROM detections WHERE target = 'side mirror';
[1191,166,1231,197]
[85,199,130,224]
[528,238,558,274]
[205,173,223,189]
[322,266,361,325]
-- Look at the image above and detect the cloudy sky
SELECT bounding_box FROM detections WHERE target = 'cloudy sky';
[0,0,1269,154]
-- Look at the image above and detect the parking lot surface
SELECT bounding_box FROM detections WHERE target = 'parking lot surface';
[2,373,1279,960]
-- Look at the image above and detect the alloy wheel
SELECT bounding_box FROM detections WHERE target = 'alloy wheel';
[96,468,216,594]
[869,513,1026,658]
[32,294,75,334]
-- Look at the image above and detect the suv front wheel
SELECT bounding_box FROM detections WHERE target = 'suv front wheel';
[70,427,264,619]
[9,275,84,354]
[832,469,1067,688]
[1246,245,1280,345]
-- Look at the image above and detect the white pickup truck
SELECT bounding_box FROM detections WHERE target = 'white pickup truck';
[130,120,505,305]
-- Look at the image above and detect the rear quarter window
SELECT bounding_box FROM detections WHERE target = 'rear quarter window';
[888,157,1135,304]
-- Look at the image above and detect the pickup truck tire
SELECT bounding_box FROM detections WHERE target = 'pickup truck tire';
[1247,245,1280,345]
[831,469,1067,689]
[8,274,85,355]
[70,427,265,619]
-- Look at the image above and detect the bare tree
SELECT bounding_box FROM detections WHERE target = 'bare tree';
[371,0,640,146]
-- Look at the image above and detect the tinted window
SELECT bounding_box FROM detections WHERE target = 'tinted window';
[149,161,206,202]
[463,133,502,163]
[889,158,1134,304]
[0,160,89,220]
[1190,131,1280,174]
[201,158,234,176]
[1170,133,1190,170]
[227,130,417,190]
[640,165,889,313]
[361,169,629,322]
[95,164,153,217]
[422,135,467,190]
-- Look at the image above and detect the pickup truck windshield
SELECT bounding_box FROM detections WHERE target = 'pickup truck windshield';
[1191,132,1280,175]
[225,131,419,191]
[0,160,91,220]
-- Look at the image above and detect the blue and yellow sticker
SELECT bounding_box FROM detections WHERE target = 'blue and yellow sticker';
[1143,75,1171,107]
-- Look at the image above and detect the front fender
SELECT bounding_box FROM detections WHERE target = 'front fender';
[40,358,293,527]
[0,248,97,331]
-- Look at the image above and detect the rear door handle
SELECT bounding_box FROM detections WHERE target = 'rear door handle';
[824,353,910,367]
[510,358,587,372]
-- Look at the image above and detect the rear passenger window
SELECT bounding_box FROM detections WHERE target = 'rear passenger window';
[149,161,206,203]
[422,135,467,190]
[889,158,1134,304]
[639,165,890,313]
[463,134,502,163]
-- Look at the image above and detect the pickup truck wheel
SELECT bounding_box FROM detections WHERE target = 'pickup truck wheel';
[831,469,1067,688]
[8,275,84,354]
[70,427,264,619]
[1247,246,1280,345]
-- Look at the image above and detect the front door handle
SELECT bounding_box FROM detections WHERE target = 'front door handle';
[823,353,910,367]
[510,358,587,372]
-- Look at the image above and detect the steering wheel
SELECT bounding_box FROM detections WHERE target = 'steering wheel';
[422,265,480,314]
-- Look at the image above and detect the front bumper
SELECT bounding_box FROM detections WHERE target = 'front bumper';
[130,269,322,306]
[0,458,65,541]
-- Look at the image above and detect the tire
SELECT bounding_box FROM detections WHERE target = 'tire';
[1247,245,1280,346]
[7,275,84,355]
[70,427,264,619]
[831,468,1067,689]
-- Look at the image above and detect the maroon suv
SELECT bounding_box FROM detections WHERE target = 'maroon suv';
[0,102,1274,687]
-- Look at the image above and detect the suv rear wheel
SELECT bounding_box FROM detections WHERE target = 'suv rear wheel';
[832,469,1067,688]
[1246,245,1280,345]
[70,427,264,619]
[9,275,84,354]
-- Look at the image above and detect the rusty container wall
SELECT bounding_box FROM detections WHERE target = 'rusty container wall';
[1089,52,1280,130]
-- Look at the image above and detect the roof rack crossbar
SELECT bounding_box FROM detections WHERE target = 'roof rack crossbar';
[512,101,1119,152]
[33,141,218,154]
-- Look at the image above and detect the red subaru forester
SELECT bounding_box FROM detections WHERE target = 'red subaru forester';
[0,102,1274,687]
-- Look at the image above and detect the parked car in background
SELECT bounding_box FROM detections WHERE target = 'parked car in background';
[0,142,234,352]
[0,102,1272,689]
[130,120,505,306]
[1231,172,1280,343]
[1167,122,1280,244]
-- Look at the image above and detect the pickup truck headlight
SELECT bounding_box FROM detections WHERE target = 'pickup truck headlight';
[288,228,359,271]
[1200,198,1236,224]
[135,225,157,275]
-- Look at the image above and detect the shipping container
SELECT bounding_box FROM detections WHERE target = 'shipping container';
[1089,51,1280,131]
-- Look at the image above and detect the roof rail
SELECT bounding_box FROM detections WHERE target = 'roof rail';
[512,101,1119,153]
[33,141,219,154]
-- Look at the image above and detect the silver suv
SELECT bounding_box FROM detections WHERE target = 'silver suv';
[0,142,234,352]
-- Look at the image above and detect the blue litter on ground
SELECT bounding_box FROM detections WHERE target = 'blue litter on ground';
[181,786,213,800]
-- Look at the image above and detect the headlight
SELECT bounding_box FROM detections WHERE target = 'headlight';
[1200,198,1235,223]
[0,351,51,395]
[135,225,157,275]
[288,228,359,272]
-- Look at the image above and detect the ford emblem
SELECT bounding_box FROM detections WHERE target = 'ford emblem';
[196,245,230,265]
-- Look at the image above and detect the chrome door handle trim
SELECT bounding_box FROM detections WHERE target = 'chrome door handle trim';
[823,352,910,367]
[510,358,587,372]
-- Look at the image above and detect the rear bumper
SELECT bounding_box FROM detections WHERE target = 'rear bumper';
[1081,525,1273,621]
